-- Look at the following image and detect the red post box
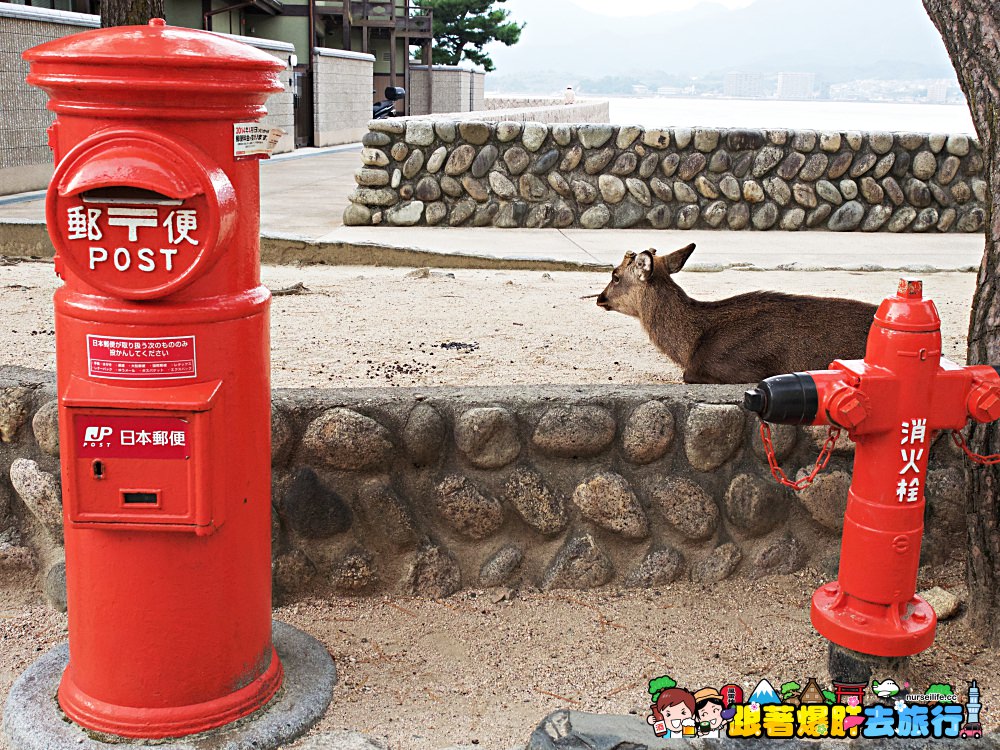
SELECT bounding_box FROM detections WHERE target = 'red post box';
[745,279,1000,657]
[25,21,285,738]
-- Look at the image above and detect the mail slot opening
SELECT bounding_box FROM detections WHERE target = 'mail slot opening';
[92,460,104,479]
[81,186,182,206]
[122,491,159,505]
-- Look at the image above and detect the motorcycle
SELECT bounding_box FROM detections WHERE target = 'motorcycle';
[373,86,405,119]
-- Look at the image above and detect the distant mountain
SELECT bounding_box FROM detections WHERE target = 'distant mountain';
[486,0,956,82]
[748,678,783,706]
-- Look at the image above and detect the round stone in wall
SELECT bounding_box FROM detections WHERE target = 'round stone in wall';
[402,402,446,466]
[279,467,352,539]
[864,205,892,232]
[10,458,62,536]
[405,120,434,146]
[303,408,393,471]
[32,399,60,457]
[504,467,568,536]
[571,472,649,539]
[435,474,504,540]
[827,201,864,231]
[480,544,524,587]
[454,406,520,469]
[580,204,611,229]
[912,151,937,180]
[358,479,419,551]
[724,473,787,538]
[625,547,685,587]
[0,385,31,443]
[45,561,67,612]
[497,121,521,142]
[684,404,744,471]
[648,476,719,541]
[332,547,378,593]
[578,124,614,149]
[676,204,701,230]
[797,470,850,531]
[406,544,461,598]
[691,542,742,583]
[755,535,805,574]
[458,121,491,145]
[751,202,778,230]
[533,405,616,458]
[522,122,547,152]
[541,534,614,590]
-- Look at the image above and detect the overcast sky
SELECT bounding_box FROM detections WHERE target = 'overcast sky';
[484,0,953,80]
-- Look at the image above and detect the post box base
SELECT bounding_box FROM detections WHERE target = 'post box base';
[57,647,283,739]
[811,581,937,657]
[2,621,335,750]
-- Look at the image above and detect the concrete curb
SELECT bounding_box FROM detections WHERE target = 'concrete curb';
[2,621,336,750]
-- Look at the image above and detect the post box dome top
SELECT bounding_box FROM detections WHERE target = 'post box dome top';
[25,19,284,120]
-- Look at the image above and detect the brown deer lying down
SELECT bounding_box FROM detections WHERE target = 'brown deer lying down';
[596,243,877,384]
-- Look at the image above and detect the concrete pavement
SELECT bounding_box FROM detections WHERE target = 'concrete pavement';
[0,143,986,272]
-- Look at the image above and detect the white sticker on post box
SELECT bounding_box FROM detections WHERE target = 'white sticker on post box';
[87,334,197,380]
[233,123,286,158]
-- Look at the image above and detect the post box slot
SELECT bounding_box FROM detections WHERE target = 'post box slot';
[81,186,183,206]
[122,491,159,505]
[92,460,104,479]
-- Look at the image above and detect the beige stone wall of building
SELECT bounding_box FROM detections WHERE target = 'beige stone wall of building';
[0,4,99,195]
[409,65,485,116]
[0,7,294,197]
[313,48,375,147]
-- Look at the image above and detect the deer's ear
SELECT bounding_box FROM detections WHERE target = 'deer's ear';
[664,243,696,274]
[635,250,655,282]
[623,251,636,264]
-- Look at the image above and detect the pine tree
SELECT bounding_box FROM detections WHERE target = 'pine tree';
[415,0,523,72]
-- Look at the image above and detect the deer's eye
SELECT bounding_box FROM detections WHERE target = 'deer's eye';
[612,273,620,283]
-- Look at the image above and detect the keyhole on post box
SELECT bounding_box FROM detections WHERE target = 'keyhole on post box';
[92,460,105,480]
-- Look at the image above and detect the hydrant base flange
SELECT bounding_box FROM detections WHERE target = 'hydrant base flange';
[1,621,335,750]
[812,583,937,657]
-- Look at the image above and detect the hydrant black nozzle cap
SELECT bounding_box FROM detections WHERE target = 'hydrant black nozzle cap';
[744,388,766,414]
[742,372,819,425]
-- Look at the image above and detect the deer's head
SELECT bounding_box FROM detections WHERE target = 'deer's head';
[596,243,696,317]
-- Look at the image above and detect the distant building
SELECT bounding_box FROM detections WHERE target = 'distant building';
[724,72,765,98]
[632,84,650,95]
[777,72,815,100]
[927,80,950,104]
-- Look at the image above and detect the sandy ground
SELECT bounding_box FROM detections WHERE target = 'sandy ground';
[0,261,989,749]
[0,559,995,750]
[0,260,977,386]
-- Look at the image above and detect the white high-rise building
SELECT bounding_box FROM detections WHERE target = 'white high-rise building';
[777,72,816,100]
[724,72,765,98]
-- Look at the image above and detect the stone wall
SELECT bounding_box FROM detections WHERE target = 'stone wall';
[313,48,376,147]
[0,5,294,197]
[0,366,968,608]
[485,96,563,110]
[0,3,98,195]
[408,65,485,116]
[342,121,987,230]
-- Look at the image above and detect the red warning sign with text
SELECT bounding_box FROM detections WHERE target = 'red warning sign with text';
[87,335,197,380]
[74,414,191,460]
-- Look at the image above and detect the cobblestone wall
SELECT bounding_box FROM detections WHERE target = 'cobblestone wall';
[0,367,968,608]
[343,121,986,231]
[313,48,375,147]
[0,6,293,197]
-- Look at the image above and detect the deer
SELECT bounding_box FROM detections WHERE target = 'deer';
[595,243,878,384]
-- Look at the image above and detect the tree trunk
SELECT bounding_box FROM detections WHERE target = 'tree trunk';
[101,0,164,27]
[923,0,1000,644]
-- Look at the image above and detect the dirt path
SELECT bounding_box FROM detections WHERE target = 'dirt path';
[0,262,977,387]
[1,557,994,750]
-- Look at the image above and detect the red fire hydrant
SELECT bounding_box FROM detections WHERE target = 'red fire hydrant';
[24,21,285,737]
[745,279,1000,657]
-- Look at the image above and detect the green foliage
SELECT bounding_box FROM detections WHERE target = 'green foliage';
[822,690,836,704]
[415,0,523,72]
[648,675,677,700]
[926,684,956,702]
[780,681,801,699]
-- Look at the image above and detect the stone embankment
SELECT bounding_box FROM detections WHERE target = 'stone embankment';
[344,121,986,231]
[0,367,968,609]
